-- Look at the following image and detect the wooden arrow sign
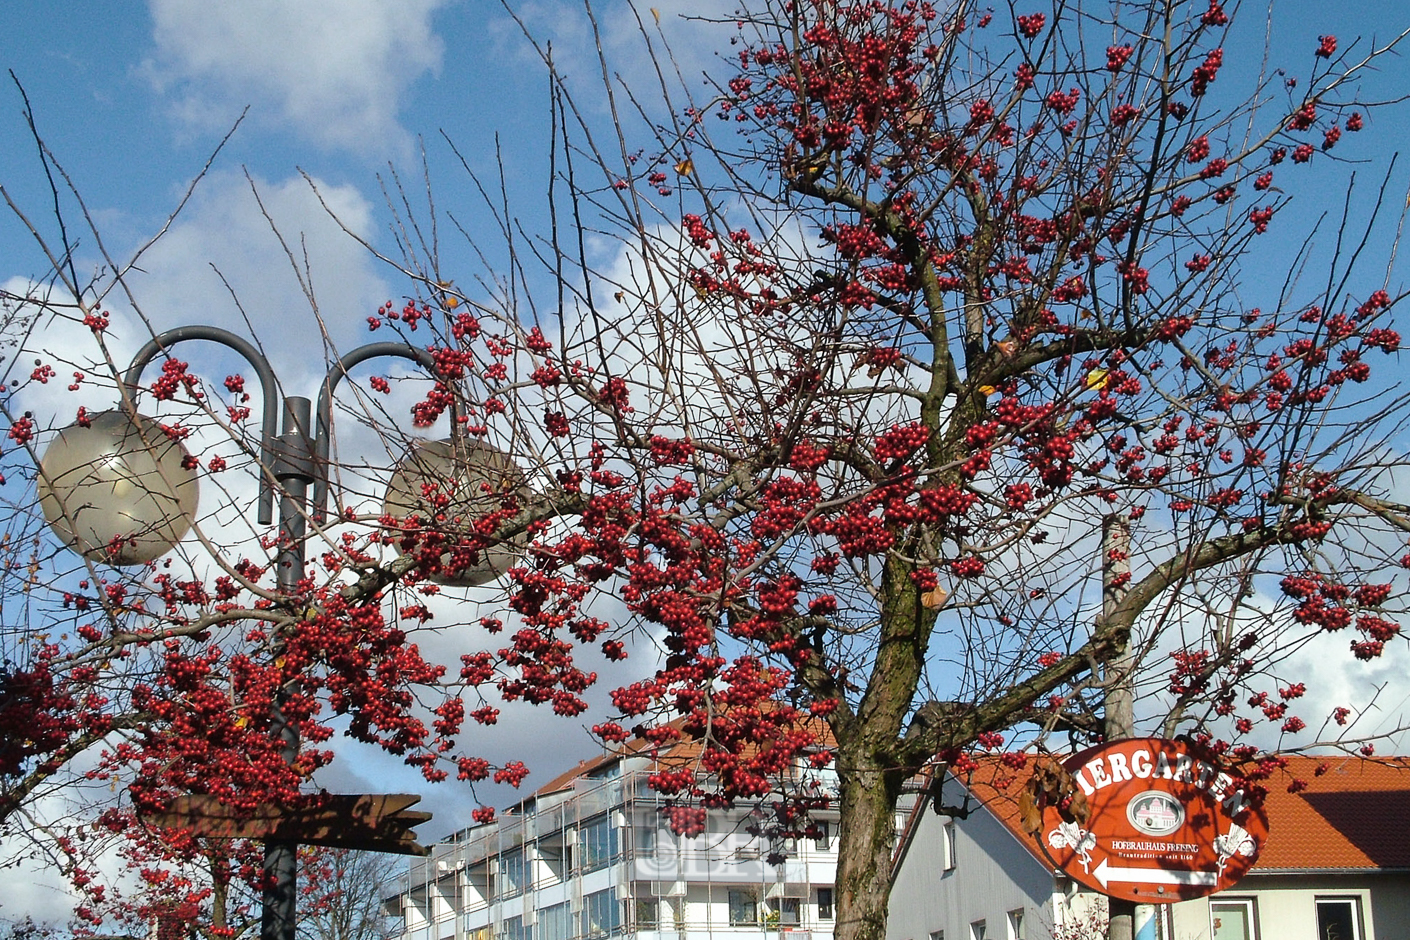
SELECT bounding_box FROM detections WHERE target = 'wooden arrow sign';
[142,793,432,856]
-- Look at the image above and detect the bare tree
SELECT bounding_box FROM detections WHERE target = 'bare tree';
[352,3,1410,940]
[1,4,1408,940]
[298,851,400,940]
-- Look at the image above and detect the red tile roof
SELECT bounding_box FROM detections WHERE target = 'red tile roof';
[1254,755,1410,870]
[948,754,1410,873]
[516,725,708,805]
[513,713,833,807]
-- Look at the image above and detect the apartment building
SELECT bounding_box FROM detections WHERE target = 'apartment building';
[388,734,870,940]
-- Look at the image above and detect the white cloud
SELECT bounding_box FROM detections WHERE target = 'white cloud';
[112,168,389,385]
[486,0,739,121]
[143,0,449,157]
[1278,627,1410,748]
[0,856,78,924]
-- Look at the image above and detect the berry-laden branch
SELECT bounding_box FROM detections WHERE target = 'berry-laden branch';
[406,4,1408,940]
[2,2,1409,938]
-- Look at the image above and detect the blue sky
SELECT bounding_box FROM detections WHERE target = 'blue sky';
[0,0,726,311]
[2,0,1407,368]
[2,0,1410,921]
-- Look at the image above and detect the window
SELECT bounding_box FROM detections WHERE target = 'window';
[501,917,530,940]
[585,889,618,938]
[1211,898,1258,940]
[768,899,801,926]
[970,922,986,940]
[929,932,944,940]
[1007,910,1024,940]
[539,903,572,940]
[813,821,831,851]
[635,820,657,855]
[942,819,958,871]
[816,888,834,921]
[729,890,760,926]
[634,899,658,930]
[499,850,526,896]
[579,815,618,873]
[1315,897,1363,940]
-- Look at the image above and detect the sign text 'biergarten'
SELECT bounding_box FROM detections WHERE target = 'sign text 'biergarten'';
[1032,738,1268,903]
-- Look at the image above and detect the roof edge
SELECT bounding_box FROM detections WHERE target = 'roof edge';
[1249,867,1410,876]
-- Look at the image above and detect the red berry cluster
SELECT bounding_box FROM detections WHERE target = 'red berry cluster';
[873,421,931,461]
[1016,13,1045,37]
[1189,48,1223,96]
[1106,45,1133,71]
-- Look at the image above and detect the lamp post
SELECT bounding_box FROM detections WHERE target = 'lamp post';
[37,325,524,940]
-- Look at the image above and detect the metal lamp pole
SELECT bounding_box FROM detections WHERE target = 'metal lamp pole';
[65,326,434,940]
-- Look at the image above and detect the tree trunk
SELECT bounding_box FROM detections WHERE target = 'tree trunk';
[833,750,907,940]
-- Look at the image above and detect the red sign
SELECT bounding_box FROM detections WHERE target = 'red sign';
[1034,739,1268,903]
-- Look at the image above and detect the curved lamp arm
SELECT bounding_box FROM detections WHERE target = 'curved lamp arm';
[125,326,282,525]
[313,343,437,522]
[124,329,437,526]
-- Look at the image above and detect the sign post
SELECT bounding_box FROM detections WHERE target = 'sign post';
[142,792,433,856]
[1031,739,1268,904]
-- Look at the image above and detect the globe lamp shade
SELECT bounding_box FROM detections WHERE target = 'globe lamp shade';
[38,410,199,565]
[382,438,530,586]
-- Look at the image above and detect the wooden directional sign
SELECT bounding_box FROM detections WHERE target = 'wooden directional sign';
[1032,739,1268,904]
[142,793,432,856]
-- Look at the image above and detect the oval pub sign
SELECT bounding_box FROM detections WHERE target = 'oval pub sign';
[1036,738,1269,904]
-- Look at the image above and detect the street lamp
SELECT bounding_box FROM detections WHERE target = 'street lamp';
[37,324,527,940]
[38,409,199,564]
[382,437,530,586]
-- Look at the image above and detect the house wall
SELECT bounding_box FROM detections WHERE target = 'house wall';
[1164,872,1410,940]
[1366,873,1410,940]
[887,799,1062,940]
[885,769,1410,940]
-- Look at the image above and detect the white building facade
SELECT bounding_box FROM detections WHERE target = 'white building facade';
[389,749,862,940]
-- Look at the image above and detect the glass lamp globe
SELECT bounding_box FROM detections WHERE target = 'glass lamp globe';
[38,410,199,565]
[382,438,530,586]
